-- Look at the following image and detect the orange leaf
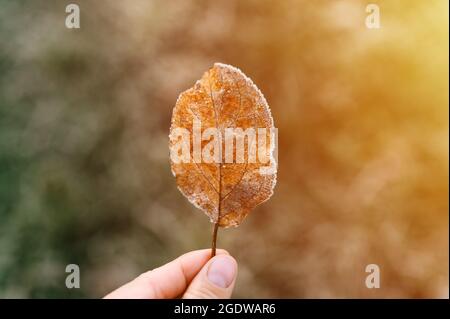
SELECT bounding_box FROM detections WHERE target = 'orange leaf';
[169,63,277,232]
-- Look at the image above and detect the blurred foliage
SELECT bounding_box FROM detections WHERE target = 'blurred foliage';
[0,0,448,298]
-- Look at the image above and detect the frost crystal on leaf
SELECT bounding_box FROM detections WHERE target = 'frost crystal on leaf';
[169,63,277,228]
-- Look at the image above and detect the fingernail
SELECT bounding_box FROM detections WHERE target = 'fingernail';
[207,255,237,288]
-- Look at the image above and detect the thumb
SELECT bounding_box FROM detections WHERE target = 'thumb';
[183,254,238,299]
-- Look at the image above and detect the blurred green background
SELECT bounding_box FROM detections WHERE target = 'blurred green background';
[0,0,448,298]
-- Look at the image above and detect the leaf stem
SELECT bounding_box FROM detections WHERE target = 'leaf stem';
[211,160,223,258]
[211,222,219,257]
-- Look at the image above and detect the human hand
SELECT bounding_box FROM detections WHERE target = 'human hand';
[104,249,238,299]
